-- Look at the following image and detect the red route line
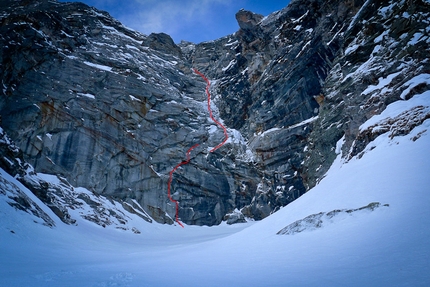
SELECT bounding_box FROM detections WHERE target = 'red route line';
[167,143,199,228]
[167,69,229,228]
[193,68,229,152]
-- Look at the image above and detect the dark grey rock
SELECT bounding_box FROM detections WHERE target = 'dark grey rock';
[143,32,182,57]
[235,9,264,31]
[277,202,389,235]
[224,209,247,225]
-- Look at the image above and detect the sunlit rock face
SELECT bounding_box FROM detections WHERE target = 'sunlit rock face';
[1,0,429,225]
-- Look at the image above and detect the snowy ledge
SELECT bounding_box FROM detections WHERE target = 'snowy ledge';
[277,202,389,235]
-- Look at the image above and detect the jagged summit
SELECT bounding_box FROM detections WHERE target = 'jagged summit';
[1,0,429,227]
[235,9,264,31]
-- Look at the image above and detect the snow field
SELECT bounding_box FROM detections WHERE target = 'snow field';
[1,94,430,286]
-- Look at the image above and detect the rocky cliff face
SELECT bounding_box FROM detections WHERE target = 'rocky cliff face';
[0,0,258,226]
[302,0,430,188]
[1,0,429,226]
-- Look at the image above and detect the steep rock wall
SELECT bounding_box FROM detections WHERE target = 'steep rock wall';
[184,0,368,217]
[0,0,258,225]
[1,0,429,226]
[302,0,430,187]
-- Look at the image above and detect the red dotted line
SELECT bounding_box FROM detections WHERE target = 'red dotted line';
[193,68,229,152]
[167,143,199,228]
[167,69,229,227]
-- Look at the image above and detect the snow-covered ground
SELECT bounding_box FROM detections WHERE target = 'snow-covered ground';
[1,104,430,286]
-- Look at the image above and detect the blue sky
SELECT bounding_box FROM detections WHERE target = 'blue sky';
[58,0,291,43]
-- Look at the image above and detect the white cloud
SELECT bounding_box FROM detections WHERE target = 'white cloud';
[118,0,233,40]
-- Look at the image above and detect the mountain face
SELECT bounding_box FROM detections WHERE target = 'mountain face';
[1,0,429,226]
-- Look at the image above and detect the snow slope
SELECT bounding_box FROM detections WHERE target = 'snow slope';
[1,101,430,286]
